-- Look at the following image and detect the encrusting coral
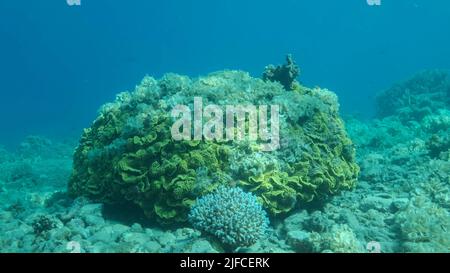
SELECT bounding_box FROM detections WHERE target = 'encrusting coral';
[69,65,359,225]
[395,196,450,252]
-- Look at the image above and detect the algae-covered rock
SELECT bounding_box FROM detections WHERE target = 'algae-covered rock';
[69,70,359,224]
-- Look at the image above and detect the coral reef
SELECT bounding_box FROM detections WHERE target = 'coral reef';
[0,116,448,253]
[68,70,359,224]
[188,186,269,248]
[262,54,300,90]
[1,68,448,253]
[0,142,285,253]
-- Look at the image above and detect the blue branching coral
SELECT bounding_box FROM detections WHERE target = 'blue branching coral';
[188,186,269,248]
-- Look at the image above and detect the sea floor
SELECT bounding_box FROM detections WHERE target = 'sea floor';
[0,114,449,253]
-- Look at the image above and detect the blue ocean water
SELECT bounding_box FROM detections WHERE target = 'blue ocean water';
[1,0,449,146]
[0,1,449,254]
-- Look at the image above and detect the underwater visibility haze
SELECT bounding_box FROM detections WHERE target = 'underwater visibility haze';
[0,0,449,254]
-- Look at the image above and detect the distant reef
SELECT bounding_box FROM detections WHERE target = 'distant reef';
[376,70,450,120]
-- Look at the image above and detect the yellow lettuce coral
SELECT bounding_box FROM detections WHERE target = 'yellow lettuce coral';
[69,70,359,224]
